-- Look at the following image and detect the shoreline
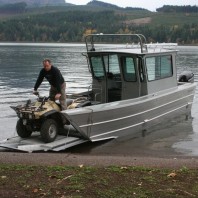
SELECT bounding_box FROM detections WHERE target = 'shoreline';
[1,152,198,168]
[1,117,198,168]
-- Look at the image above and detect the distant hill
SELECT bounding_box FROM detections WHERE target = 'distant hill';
[87,0,120,9]
[87,0,148,11]
[0,0,147,11]
[157,5,198,13]
[0,0,65,7]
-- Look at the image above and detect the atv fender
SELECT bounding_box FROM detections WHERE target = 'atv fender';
[41,109,59,118]
[41,110,68,126]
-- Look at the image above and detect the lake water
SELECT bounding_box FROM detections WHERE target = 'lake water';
[0,43,198,155]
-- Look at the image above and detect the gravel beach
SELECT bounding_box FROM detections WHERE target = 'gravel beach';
[1,151,198,168]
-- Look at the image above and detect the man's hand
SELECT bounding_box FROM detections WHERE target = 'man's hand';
[33,90,39,96]
[55,93,61,100]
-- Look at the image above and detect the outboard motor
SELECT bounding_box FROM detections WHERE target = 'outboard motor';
[179,71,194,83]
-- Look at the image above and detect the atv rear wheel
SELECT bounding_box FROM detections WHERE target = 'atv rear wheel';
[40,119,58,143]
[16,119,32,138]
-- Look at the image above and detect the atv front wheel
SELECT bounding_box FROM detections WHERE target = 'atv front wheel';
[16,119,32,138]
[40,119,58,143]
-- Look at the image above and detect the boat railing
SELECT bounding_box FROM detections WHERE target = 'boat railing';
[146,43,178,52]
[85,34,148,53]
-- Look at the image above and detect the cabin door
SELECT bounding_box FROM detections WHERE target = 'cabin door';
[103,54,122,102]
[90,54,122,103]
[120,56,142,99]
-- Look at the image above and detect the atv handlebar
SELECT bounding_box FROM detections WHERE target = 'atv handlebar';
[33,91,39,96]
[33,91,51,102]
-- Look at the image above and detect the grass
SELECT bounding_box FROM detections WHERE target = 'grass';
[0,164,198,197]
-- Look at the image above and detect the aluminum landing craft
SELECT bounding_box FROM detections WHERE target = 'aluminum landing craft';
[0,34,196,152]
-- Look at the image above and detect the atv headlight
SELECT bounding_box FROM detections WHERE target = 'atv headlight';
[29,114,33,119]
[19,113,23,118]
[23,119,27,125]
[29,113,35,119]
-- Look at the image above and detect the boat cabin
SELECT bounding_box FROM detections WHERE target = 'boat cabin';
[85,34,178,103]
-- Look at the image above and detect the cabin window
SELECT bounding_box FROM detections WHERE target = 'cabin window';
[103,54,121,80]
[90,56,104,79]
[146,55,173,81]
[122,57,137,82]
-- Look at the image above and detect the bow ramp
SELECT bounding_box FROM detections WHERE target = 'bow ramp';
[0,133,88,153]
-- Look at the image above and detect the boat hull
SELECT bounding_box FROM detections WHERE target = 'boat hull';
[0,83,195,152]
[63,83,196,141]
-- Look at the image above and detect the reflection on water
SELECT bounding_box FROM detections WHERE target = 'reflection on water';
[0,43,198,156]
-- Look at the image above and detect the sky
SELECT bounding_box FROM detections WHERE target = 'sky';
[65,0,198,11]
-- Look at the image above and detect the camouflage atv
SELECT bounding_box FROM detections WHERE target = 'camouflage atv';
[11,92,66,143]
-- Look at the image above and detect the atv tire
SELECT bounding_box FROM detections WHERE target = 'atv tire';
[40,119,58,143]
[16,119,32,138]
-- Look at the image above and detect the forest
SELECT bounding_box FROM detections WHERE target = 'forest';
[0,4,198,44]
[156,5,198,13]
[0,2,27,13]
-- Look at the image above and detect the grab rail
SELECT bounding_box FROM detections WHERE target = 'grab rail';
[85,33,148,53]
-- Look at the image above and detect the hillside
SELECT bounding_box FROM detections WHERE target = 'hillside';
[87,0,148,11]
[0,3,197,44]
[87,0,120,9]
[157,5,198,13]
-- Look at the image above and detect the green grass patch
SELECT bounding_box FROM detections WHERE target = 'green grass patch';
[0,164,198,198]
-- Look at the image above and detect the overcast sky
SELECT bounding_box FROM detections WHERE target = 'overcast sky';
[65,0,198,11]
